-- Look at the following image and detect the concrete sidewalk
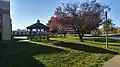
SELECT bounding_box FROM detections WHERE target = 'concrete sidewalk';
[102,55,120,67]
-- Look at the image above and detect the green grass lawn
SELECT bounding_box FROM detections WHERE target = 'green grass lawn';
[0,36,120,67]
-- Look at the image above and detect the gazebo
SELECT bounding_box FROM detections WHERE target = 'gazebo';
[26,19,49,41]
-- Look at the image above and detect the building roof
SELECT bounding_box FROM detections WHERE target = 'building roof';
[115,27,120,29]
[26,20,49,30]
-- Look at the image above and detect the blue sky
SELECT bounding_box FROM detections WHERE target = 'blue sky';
[10,0,120,30]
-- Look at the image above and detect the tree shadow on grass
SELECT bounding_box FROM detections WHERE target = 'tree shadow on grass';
[84,37,120,43]
[109,44,120,47]
[54,42,118,55]
[0,39,65,67]
[33,40,61,44]
[86,41,120,47]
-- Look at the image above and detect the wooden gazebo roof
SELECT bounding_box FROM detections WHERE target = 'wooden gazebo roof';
[26,20,49,30]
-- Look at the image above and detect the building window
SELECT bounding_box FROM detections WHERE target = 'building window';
[25,32,26,35]
[0,14,2,28]
[21,32,23,34]
[0,14,2,20]
[12,31,15,35]
[0,32,1,40]
[17,32,19,35]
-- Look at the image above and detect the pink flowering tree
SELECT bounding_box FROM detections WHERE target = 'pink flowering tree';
[54,0,110,41]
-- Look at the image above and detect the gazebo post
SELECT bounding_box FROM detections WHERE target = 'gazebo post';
[39,28,41,41]
[43,29,45,40]
[30,29,32,40]
[27,29,29,39]
[46,29,50,41]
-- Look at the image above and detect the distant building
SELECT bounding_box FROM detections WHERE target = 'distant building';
[0,0,12,40]
[12,29,37,36]
[100,27,120,34]
[12,29,28,36]
[116,27,120,34]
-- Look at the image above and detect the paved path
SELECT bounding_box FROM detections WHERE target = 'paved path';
[102,55,120,67]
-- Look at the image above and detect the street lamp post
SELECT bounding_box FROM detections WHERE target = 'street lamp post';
[105,11,108,48]
[104,6,111,48]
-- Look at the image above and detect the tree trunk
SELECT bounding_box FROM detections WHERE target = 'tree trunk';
[71,24,84,42]
[63,32,66,38]
[77,31,84,42]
